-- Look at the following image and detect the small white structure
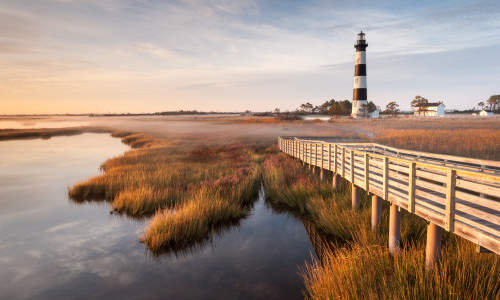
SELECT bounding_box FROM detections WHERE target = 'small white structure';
[414,103,445,117]
[301,115,331,121]
[369,109,379,118]
[479,110,493,116]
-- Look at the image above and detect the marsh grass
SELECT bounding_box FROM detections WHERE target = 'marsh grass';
[60,118,498,296]
[0,126,107,141]
[262,150,498,299]
[69,131,263,252]
[302,240,499,299]
[376,129,500,160]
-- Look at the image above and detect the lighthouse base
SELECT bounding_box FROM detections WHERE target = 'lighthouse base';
[351,100,368,118]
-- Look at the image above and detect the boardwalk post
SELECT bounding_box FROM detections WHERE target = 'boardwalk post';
[445,169,456,232]
[307,143,312,170]
[313,144,317,174]
[364,153,369,192]
[320,143,324,180]
[408,162,416,213]
[388,203,401,253]
[383,156,389,200]
[332,145,339,190]
[350,150,355,183]
[301,141,304,166]
[352,183,360,209]
[425,222,443,270]
[371,195,382,231]
[328,144,331,171]
[342,147,346,179]
[315,143,319,174]
[294,140,296,158]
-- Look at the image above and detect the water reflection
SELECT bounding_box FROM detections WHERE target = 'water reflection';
[0,119,89,129]
[0,133,316,299]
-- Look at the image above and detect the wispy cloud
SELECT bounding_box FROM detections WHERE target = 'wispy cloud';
[0,0,499,113]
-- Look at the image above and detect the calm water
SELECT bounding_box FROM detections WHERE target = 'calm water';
[0,120,89,129]
[0,133,315,299]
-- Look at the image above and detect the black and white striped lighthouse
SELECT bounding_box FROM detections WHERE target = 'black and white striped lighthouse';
[351,31,368,118]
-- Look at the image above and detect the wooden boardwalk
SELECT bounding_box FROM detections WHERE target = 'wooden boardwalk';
[278,136,500,267]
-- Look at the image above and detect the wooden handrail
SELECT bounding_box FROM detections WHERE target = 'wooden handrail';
[278,136,500,255]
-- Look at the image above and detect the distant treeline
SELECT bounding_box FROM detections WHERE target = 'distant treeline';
[89,110,240,117]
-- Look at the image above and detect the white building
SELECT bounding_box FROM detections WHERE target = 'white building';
[369,109,379,118]
[479,110,494,116]
[414,103,445,117]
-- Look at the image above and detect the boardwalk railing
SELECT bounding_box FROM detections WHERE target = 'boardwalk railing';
[278,136,500,266]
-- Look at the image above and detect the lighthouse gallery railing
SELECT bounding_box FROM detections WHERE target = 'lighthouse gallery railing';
[278,136,500,254]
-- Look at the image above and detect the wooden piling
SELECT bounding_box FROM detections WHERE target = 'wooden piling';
[425,222,443,270]
[332,173,339,190]
[371,195,382,231]
[351,183,360,209]
[388,203,401,253]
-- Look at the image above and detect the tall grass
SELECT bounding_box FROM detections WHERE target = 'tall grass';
[262,150,498,299]
[263,151,426,246]
[303,240,499,299]
[69,131,263,252]
[0,126,107,141]
[376,129,500,160]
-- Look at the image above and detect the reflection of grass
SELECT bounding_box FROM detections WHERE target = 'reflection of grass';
[69,131,263,252]
[262,150,499,299]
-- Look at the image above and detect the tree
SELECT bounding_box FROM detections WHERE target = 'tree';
[367,101,377,113]
[411,95,429,113]
[478,101,485,110]
[487,95,500,111]
[385,101,399,116]
[328,100,352,116]
[298,102,314,113]
[274,108,280,116]
[316,99,336,114]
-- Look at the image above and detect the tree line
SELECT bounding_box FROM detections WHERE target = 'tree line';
[272,94,499,119]
[382,94,500,116]
[294,99,378,116]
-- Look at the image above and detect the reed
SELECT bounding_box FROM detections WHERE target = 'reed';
[302,240,499,299]
[376,129,500,160]
[263,151,497,299]
[69,131,262,252]
[0,126,107,141]
[262,151,426,246]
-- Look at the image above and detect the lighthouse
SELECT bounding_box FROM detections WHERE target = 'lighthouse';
[351,31,368,118]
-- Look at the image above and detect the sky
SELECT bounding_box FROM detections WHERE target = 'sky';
[1,0,499,114]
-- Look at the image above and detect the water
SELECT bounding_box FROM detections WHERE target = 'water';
[0,133,315,299]
[0,119,89,129]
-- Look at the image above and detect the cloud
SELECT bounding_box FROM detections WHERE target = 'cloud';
[0,0,499,113]
[46,221,83,233]
[134,43,174,59]
[0,10,40,54]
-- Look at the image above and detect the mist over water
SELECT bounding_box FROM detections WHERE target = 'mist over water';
[0,133,315,299]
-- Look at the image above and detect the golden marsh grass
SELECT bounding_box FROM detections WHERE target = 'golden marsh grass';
[69,130,263,252]
[18,116,494,297]
[262,150,498,299]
